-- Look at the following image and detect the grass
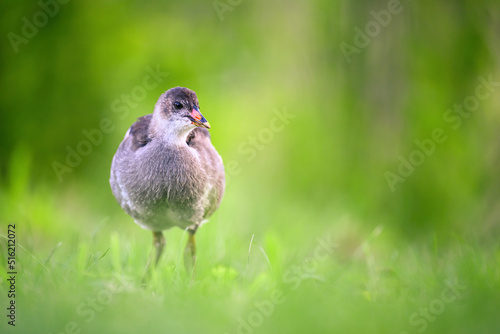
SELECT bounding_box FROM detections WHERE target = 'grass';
[1,170,499,334]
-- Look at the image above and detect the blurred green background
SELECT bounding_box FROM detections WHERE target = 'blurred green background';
[1,0,499,333]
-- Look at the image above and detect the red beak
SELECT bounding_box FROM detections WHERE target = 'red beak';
[189,106,210,129]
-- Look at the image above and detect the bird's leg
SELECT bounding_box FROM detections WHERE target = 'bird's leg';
[153,231,166,266]
[184,229,197,275]
[144,231,165,274]
[142,231,165,285]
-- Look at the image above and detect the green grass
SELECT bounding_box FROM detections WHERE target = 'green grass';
[1,1,500,333]
[1,173,499,334]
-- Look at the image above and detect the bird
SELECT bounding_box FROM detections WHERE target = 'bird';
[109,87,225,273]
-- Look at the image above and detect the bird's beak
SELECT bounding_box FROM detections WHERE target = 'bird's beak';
[189,106,211,129]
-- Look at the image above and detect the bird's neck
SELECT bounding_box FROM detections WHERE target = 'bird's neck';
[150,117,194,148]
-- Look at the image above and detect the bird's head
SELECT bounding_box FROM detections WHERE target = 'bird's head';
[151,87,210,145]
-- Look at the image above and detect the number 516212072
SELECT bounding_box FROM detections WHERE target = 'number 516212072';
[7,224,15,271]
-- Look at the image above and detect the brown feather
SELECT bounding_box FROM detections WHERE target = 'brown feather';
[130,114,152,151]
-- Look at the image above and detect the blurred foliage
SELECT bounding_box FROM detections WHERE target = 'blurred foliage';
[1,0,500,333]
[1,0,499,241]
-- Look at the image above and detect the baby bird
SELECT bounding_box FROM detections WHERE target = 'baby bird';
[110,87,225,271]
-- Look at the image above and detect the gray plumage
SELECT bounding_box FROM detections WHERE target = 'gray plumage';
[110,87,225,240]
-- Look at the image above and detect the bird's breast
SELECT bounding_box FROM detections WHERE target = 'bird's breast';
[124,143,208,221]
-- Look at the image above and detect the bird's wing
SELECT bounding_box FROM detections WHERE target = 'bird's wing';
[186,127,211,146]
[187,127,225,218]
[110,114,153,217]
[129,114,153,151]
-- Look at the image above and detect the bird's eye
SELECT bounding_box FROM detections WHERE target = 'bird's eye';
[174,102,183,110]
